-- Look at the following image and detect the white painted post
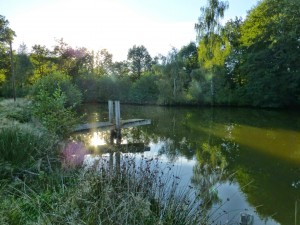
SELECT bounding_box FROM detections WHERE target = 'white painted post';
[108,100,114,123]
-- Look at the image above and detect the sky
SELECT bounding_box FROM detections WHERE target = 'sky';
[0,0,260,61]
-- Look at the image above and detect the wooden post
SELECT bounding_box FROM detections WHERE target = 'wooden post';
[108,100,114,123]
[115,101,120,130]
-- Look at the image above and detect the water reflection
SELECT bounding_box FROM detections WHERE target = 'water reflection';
[208,123,300,164]
[191,143,228,223]
[72,127,151,155]
[75,105,300,225]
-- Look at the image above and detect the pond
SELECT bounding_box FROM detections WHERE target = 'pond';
[73,103,300,225]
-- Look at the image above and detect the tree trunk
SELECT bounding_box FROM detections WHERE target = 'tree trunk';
[173,78,176,98]
[210,75,214,106]
[9,40,16,102]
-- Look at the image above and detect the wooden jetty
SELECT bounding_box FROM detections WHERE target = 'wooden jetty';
[73,119,151,132]
[73,100,151,133]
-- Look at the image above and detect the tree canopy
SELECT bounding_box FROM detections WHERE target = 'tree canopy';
[0,0,299,108]
[127,45,152,81]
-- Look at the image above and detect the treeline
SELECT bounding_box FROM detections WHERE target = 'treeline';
[0,0,299,108]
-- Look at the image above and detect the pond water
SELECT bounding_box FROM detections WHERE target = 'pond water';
[73,103,300,225]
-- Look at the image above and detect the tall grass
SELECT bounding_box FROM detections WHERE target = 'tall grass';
[0,98,33,129]
[64,154,203,225]
[1,153,206,225]
[0,126,58,179]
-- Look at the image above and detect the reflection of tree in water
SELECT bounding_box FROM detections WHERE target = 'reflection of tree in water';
[191,143,228,223]
[121,127,151,145]
[78,104,300,224]
[157,137,194,162]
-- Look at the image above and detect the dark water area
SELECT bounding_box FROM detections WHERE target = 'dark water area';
[74,103,300,225]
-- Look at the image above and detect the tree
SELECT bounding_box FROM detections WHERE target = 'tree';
[195,0,229,105]
[127,45,152,80]
[177,42,199,89]
[15,43,33,88]
[237,0,300,107]
[156,48,188,104]
[30,45,56,82]
[223,17,244,88]
[94,49,113,76]
[53,39,93,77]
[112,61,129,78]
[0,15,16,100]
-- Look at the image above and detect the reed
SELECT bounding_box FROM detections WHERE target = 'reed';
[1,154,206,225]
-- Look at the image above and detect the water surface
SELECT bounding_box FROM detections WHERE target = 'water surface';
[74,104,300,225]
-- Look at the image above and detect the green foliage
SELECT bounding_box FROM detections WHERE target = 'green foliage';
[129,74,158,104]
[74,74,99,102]
[32,88,79,137]
[127,45,152,80]
[177,42,198,88]
[2,0,298,108]
[198,34,231,70]
[0,15,16,98]
[195,0,229,39]
[97,76,121,101]
[188,78,211,104]
[112,60,130,78]
[54,39,94,77]
[31,72,82,108]
[236,0,300,107]
[94,49,113,76]
[0,46,9,87]
[156,78,175,105]
[29,45,57,82]
[15,44,33,88]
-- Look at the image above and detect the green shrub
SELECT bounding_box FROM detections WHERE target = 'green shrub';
[31,72,82,107]
[32,88,79,137]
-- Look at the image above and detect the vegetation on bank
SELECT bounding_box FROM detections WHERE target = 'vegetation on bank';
[0,96,214,224]
[0,69,228,224]
[0,0,299,222]
[0,0,299,108]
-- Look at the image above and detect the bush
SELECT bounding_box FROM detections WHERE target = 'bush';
[31,72,82,108]
[32,88,79,137]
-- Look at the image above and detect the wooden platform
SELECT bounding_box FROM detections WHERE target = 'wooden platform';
[73,119,151,132]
